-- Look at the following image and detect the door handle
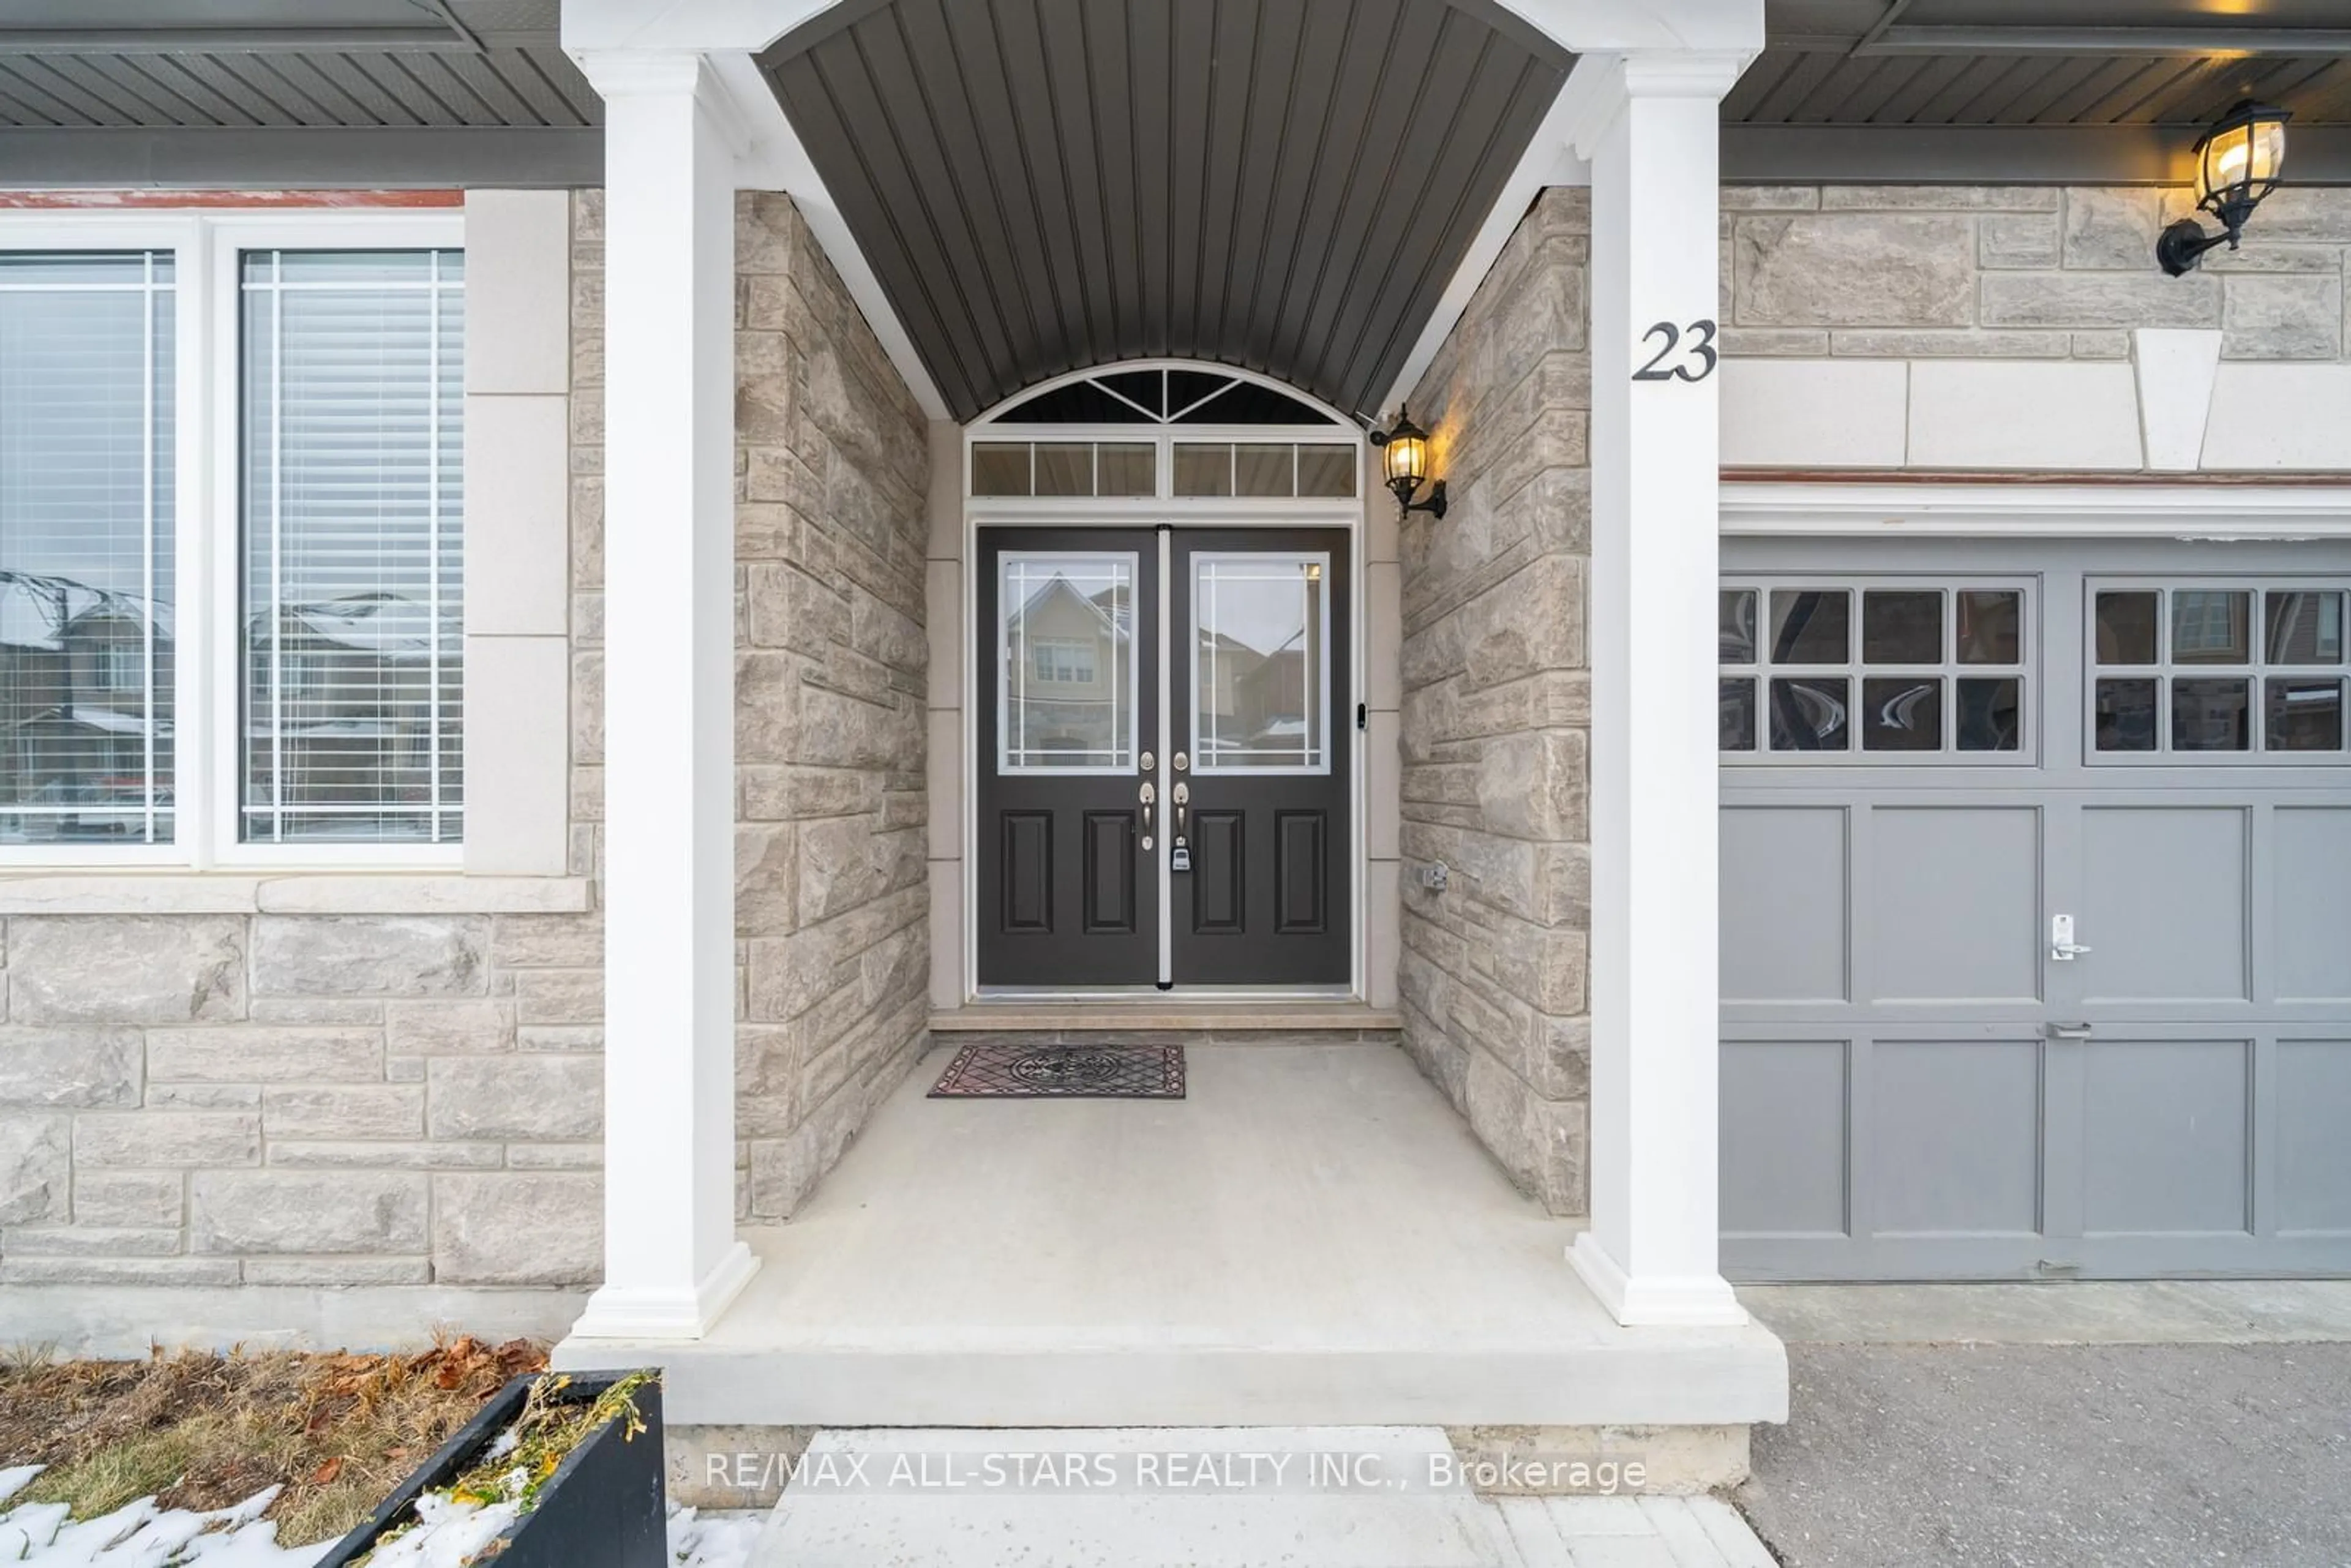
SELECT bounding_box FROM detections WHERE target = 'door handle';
[2047,1022,2093,1040]
[1138,780,1154,834]
[1172,781,1188,840]
[2049,913,2092,962]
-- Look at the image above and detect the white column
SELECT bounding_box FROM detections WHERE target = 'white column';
[1567,53,1749,1327]
[568,52,756,1340]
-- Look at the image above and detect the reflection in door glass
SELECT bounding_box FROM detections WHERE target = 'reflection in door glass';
[1000,555,1134,771]
[1194,556,1327,771]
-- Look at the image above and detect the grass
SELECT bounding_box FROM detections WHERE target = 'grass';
[0,1334,547,1547]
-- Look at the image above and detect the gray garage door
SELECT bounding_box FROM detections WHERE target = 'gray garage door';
[1721,536,2351,1280]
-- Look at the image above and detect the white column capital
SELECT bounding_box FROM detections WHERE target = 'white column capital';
[1561,49,1751,161]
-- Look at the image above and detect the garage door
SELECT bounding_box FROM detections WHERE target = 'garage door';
[1720,536,2351,1280]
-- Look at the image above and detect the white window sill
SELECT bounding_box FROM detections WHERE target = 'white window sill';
[0,872,593,916]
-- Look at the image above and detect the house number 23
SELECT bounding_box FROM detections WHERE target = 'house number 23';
[1631,319,1719,383]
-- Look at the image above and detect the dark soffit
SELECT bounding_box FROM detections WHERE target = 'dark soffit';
[758,0,1573,423]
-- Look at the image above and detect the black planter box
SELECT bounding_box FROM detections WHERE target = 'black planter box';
[312,1368,667,1568]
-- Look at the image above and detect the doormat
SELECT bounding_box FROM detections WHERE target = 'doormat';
[928,1041,1186,1099]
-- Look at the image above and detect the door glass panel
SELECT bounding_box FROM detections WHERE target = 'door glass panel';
[2172,590,2251,664]
[1862,590,1941,664]
[1956,591,2021,664]
[1097,442,1155,497]
[1194,555,1327,772]
[2094,591,2158,664]
[999,554,1134,772]
[1719,590,1756,664]
[1034,443,1092,496]
[1769,677,1849,751]
[1720,677,1757,750]
[1295,445,1356,497]
[2172,677,2251,751]
[2094,678,2158,751]
[1956,677,2022,751]
[2267,678,2344,751]
[1861,677,1941,750]
[1770,589,1849,664]
[1234,446,1294,497]
[1173,443,1233,497]
[972,443,1030,496]
[2266,591,2343,665]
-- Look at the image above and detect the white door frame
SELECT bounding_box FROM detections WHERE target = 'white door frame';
[951,362,1376,1003]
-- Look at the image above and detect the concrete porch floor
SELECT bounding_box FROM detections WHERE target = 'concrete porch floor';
[557,1041,1786,1431]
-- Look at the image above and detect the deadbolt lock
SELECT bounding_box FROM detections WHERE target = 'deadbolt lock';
[1172,751,1189,772]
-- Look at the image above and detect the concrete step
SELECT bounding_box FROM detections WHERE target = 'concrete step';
[749,1427,1513,1568]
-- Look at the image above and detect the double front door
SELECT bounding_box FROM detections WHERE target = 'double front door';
[977,526,1352,988]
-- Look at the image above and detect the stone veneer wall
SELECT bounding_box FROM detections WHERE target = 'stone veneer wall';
[1397,187,1592,1217]
[727,193,932,1218]
[1722,184,2351,361]
[0,190,928,1308]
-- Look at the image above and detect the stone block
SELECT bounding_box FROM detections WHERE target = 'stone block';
[192,1170,427,1254]
[0,1029,141,1108]
[0,1114,70,1224]
[1462,1051,1586,1216]
[1475,730,1586,842]
[1734,214,1974,328]
[148,1027,384,1084]
[269,1141,503,1170]
[1818,186,2058,212]
[2061,187,2166,269]
[263,1086,425,1139]
[244,1258,433,1286]
[737,822,800,937]
[1978,212,2060,269]
[386,1000,517,1054]
[512,969,601,1025]
[432,1171,601,1285]
[74,1112,257,1168]
[425,1056,602,1141]
[253,917,489,997]
[72,1169,183,1228]
[3,1225,182,1256]
[9,917,246,1026]
[2222,274,2344,360]
[490,914,604,969]
[1,1256,239,1286]
[1980,271,2221,329]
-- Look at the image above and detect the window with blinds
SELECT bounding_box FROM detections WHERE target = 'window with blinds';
[241,249,463,845]
[0,252,175,845]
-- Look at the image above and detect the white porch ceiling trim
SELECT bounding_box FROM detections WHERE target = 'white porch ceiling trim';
[1722,481,2351,538]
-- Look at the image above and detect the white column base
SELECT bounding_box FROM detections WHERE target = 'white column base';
[1569,1232,1747,1328]
[568,1240,759,1341]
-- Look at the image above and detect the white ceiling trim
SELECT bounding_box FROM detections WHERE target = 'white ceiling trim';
[1723,481,2351,538]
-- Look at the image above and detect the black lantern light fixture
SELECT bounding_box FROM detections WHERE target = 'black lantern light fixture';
[1368,406,1445,520]
[2158,100,2291,277]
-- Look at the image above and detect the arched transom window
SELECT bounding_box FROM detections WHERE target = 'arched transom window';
[967,364,1362,505]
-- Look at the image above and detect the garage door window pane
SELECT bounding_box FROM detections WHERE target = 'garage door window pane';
[2096,591,2159,665]
[2172,590,2251,664]
[1771,590,1848,664]
[1862,591,1940,664]
[1957,677,2021,752]
[1861,677,1940,751]
[1770,677,1848,751]
[1720,590,1755,664]
[2266,591,2342,665]
[2268,678,2344,751]
[1720,677,1756,750]
[1957,591,2020,664]
[2172,677,2251,751]
[2095,678,2158,752]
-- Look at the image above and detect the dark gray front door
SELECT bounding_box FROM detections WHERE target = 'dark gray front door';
[976,526,1352,989]
[1720,536,2351,1281]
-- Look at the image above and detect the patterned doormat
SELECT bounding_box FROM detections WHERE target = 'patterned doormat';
[928,1041,1186,1099]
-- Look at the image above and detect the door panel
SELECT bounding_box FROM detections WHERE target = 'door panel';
[1169,529,1352,986]
[977,530,1158,986]
[1722,539,2351,1280]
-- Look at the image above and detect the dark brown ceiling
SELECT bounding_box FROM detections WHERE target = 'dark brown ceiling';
[758,0,1574,422]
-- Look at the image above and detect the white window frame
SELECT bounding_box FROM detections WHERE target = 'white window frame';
[0,208,465,869]
[1720,574,2038,766]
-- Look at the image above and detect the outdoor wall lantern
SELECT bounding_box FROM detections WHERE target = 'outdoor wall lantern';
[2158,100,2291,276]
[1368,406,1446,520]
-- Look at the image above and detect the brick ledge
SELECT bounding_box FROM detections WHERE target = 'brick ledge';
[0,873,594,916]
